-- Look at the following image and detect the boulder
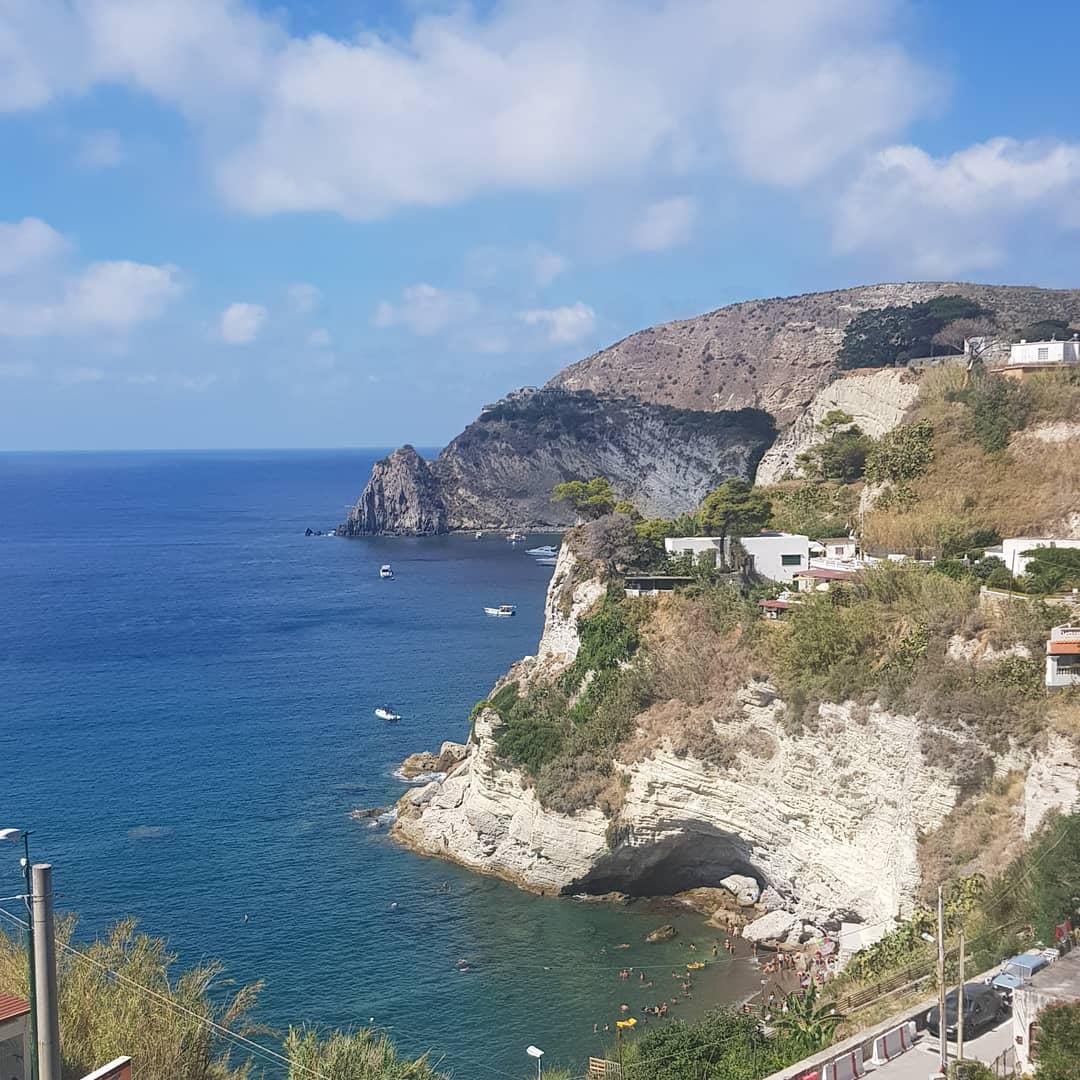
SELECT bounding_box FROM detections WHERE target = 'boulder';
[436,741,469,771]
[720,873,761,906]
[350,806,390,820]
[742,909,800,944]
[645,924,678,944]
[399,751,440,779]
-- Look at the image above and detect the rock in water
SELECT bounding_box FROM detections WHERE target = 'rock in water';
[645,924,678,943]
[338,445,448,536]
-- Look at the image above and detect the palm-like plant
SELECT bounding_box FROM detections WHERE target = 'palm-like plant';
[770,984,844,1055]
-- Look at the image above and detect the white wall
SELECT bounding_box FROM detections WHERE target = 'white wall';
[664,537,726,557]
[1001,537,1080,576]
[1009,339,1080,366]
[741,534,811,583]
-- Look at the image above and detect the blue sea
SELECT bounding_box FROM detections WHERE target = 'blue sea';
[0,450,757,1077]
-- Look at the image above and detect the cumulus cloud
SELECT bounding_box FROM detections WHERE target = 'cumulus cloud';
[0,219,184,337]
[519,302,596,344]
[0,217,68,274]
[833,137,1080,274]
[220,301,267,344]
[286,282,321,314]
[631,196,699,252]
[373,284,477,336]
[0,0,934,220]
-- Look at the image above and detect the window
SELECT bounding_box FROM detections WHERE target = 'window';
[1038,347,1049,361]
[781,554,803,567]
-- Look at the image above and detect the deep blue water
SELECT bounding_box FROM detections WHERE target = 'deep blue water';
[0,450,755,1078]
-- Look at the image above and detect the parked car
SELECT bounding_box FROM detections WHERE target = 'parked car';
[926,983,1009,1041]
[991,951,1053,1000]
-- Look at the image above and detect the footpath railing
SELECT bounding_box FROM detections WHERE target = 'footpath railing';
[988,1045,1017,1077]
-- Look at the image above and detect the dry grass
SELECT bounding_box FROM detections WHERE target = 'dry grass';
[863,369,1080,555]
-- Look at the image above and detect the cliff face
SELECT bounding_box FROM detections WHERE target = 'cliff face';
[338,445,447,536]
[548,282,1080,423]
[754,368,921,486]
[393,547,1080,924]
[339,391,776,534]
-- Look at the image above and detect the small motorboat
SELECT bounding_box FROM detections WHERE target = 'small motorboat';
[483,604,517,617]
[379,564,394,579]
[506,532,525,542]
[525,545,557,556]
[474,531,484,539]
[374,707,402,721]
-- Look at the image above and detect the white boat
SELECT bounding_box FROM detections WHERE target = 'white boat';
[484,604,517,617]
[506,532,525,542]
[475,531,484,539]
[380,564,394,578]
[526,545,557,556]
[374,707,401,721]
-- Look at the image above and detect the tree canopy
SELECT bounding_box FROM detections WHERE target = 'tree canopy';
[698,479,773,541]
[551,476,616,518]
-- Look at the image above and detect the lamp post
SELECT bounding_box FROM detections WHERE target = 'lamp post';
[525,1044,544,1080]
[1,828,36,1080]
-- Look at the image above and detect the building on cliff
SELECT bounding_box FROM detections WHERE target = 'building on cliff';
[665,532,811,583]
[998,336,1080,381]
[1046,625,1080,690]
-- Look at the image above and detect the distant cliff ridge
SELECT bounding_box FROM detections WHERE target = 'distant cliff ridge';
[337,390,776,535]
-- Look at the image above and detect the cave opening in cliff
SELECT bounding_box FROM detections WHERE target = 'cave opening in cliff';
[570,825,766,898]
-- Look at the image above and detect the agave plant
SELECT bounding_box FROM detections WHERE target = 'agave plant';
[770,984,845,1056]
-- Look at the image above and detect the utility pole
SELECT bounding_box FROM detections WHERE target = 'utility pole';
[957,927,966,1061]
[32,864,61,1080]
[937,884,948,1078]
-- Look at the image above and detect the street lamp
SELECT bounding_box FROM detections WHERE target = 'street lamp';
[525,1044,544,1080]
[1,828,36,1080]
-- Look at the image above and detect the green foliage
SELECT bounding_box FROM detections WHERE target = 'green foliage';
[284,1026,446,1079]
[634,517,678,543]
[619,1009,789,1080]
[489,681,521,715]
[819,409,855,431]
[813,424,875,482]
[699,479,773,541]
[1014,318,1080,343]
[1022,546,1080,594]
[837,295,991,369]
[960,375,1033,454]
[949,1062,997,1080]
[1035,1000,1080,1080]
[864,421,934,484]
[770,985,844,1056]
[552,476,616,518]
[767,483,855,539]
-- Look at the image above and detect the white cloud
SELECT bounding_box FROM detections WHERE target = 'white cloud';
[373,283,477,336]
[0,217,68,275]
[77,129,124,169]
[0,1,933,220]
[55,365,106,385]
[519,301,596,344]
[465,244,568,288]
[220,301,267,344]
[287,282,322,314]
[631,196,698,252]
[833,137,1080,274]
[307,327,332,347]
[66,261,183,328]
[0,218,184,337]
[526,246,568,287]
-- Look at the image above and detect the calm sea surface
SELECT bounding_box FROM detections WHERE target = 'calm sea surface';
[0,450,758,1077]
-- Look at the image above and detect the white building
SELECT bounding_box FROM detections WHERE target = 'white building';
[665,532,810,583]
[816,537,858,561]
[1013,949,1080,1074]
[1000,537,1080,577]
[1008,337,1080,368]
[1046,625,1080,690]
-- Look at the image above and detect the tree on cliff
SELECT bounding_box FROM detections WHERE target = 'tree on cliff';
[552,476,616,519]
[698,479,772,547]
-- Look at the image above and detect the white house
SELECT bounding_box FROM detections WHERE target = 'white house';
[1013,949,1080,1073]
[1046,625,1080,690]
[817,537,858,561]
[1008,337,1080,368]
[1000,537,1080,577]
[665,532,810,583]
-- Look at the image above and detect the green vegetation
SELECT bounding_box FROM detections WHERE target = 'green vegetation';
[864,420,934,484]
[1022,546,1080,594]
[552,476,616,519]
[698,479,772,544]
[769,985,844,1056]
[798,413,875,483]
[0,917,445,1080]
[837,295,991,369]
[766,482,855,539]
[1036,1000,1080,1080]
[1014,317,1080,343]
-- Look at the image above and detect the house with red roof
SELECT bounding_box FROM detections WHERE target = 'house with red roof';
[1046,625,1080,690]
[0,992,30,1080]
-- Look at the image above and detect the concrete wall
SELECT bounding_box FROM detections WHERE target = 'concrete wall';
[741,534,811,583]
[1009,340,1080,366]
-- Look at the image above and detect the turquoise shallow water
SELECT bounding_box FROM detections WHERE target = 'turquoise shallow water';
[0,450,759,1077]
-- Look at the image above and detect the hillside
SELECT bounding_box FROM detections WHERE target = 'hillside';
[392,362,1080,931]
[341,281,1080,534]
[548,282,1080,422]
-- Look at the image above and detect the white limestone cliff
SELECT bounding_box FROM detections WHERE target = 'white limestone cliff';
[754,369,921,486]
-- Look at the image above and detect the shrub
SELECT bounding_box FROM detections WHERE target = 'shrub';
[1035,1000,1080,1080]
[865,421,934,484]
[955,375,1033,453]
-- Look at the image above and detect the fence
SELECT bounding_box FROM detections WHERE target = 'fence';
[988,1045,1017,1077]
[588,1058,623,1079]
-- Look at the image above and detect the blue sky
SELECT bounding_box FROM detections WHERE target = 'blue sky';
[3,0,1080,450]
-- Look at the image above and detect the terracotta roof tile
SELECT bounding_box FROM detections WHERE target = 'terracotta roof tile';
[0,992,30,1023]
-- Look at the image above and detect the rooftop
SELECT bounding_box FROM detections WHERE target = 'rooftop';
[796,566,859,580]
[0,992,30,1023]
[1022,948,1080,1001]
